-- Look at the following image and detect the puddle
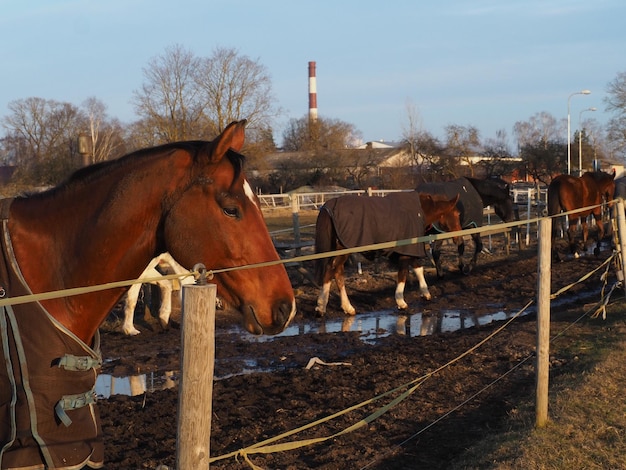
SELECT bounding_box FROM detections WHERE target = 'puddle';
[97,306,525,397]
[96,370,178,398]
[230,306,524,343]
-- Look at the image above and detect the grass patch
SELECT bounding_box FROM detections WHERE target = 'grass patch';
[450,301,626,469]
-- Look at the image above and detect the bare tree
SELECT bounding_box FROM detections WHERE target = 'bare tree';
[82,97,125,163]
[131,45,280,146]
[480,129,518,178]
[196,47,280,135]
[604,71,626,160]
[400,99,443,181]
[131,44,206,143]
[281,116,361,152]
[444,124,481,177]
[1,97,84,184]
[513,111,563,151]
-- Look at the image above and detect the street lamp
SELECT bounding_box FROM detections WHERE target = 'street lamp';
[578,107,596,175]
[567,89,591,175]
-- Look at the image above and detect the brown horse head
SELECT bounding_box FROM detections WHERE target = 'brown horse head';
[160,121,296,335]
[419,193,463,245]
[7,120,295,343]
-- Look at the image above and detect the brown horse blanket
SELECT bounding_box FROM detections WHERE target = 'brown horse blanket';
[322,192,425,257]
[0,202,104,469]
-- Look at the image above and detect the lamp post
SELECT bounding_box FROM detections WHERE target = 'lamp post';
[567,90,591,175]
[578,107,596,176]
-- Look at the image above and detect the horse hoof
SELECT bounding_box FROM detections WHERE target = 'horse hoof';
[594,247,601,256]
[461,265,472,275]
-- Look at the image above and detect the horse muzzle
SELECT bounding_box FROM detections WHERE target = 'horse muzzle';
[242,298,296,335]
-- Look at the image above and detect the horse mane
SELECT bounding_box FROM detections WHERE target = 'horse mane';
[17,140,246,201]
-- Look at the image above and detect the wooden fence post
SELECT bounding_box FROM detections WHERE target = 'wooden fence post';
[535,217,552,427]
[291,194,302,256]
[177,277,217,468]
[615,199,626,298]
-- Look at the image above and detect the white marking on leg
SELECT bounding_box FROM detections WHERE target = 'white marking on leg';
[395,280,408,310]
[413,266,431,301]
[122,282,142,335]
[316,281,331,314]
[157,280,173,328]
[339,285,356,315]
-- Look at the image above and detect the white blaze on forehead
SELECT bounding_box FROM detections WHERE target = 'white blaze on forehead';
[243,179,259,209]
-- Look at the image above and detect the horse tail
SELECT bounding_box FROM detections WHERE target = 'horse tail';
[547,179,562,217]
[314,207,335,285]
[547,178,568,240]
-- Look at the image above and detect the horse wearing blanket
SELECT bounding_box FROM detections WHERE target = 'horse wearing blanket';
[0,121,295,468]
[314,191,461,315]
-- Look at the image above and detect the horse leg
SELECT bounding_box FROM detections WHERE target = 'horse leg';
[334,254,356,315]
[460,234,481,275]
[315,254,355,315]
[395,257,410,310]
[567,216,580,256]
[593,211,605,256]
[456,239,467,274]
[156,278,173,329]
[315,258,334,316]
[431,240,445,278]
[122,282,143,335]
[412,265,432,301]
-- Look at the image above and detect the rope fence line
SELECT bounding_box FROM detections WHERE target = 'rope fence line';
[0,199,614,309]
[0,197,617,468]
[361,252,620,469]
[210,251,619,469]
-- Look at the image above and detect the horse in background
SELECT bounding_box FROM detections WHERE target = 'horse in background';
[417,177,517,276]
[0,120,295,469]
[121,252,195,336]
[548,169,616,260]
[314,191,461,316]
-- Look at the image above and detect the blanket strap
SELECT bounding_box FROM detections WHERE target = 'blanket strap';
[57,354,102,371]
[55,388,97,427]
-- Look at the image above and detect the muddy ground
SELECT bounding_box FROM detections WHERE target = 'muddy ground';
[97,235,622,469]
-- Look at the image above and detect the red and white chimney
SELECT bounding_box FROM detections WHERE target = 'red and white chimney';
[308,61,318,123]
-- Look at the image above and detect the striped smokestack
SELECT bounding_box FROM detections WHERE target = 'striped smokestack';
[308,61,318,123]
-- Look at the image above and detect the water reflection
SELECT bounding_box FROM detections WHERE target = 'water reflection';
[96,371,177,398]
[239,307,523,343]
[98,307,527,397]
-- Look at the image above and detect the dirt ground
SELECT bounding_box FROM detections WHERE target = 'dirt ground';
[97,234,622,469]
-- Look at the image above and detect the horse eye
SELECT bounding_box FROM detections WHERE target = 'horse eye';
[223,207,240,218]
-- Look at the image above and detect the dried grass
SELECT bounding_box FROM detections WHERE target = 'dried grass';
[450,302,626,469]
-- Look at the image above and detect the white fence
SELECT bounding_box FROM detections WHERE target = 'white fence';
[260,185,548,214]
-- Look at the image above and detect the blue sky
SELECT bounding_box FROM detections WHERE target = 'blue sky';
[1,0,624,147]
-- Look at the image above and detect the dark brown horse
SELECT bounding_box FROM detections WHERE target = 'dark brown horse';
[547,169,616,260]
[0,121,295,469]
[417,177,518,276]
[314,192,461,316]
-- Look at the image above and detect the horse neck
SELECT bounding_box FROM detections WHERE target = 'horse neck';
[6,156,189,343]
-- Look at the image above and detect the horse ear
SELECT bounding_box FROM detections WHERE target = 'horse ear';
[210,120,247,162]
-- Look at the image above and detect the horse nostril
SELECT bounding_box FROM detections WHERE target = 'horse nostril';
[272,300,294,329]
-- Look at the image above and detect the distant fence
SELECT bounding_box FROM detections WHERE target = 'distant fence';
[259,185,548,214]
